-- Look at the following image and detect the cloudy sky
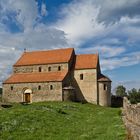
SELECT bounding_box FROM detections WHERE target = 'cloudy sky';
[0,0,140,91]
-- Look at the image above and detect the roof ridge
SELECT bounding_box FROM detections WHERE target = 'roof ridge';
[25,48,74,53]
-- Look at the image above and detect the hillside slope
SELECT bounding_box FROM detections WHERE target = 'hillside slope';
[0,102,126,140]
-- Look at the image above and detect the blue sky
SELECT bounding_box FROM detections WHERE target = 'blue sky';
[0,0,140,91]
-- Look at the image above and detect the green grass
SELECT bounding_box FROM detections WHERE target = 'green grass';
[0,102,126,140]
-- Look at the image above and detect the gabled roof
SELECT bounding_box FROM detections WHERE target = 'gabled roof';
[98,74,111,82]
[3,71,68,84]
[75,54,98,70]
[14,48,74,66]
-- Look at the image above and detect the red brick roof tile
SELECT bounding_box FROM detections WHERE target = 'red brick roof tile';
[75,54,98,70]
[3,71,68,84]
[14,48,74,66]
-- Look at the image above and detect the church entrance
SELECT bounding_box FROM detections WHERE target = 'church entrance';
[25,93,30,103]
[23,89,32,103]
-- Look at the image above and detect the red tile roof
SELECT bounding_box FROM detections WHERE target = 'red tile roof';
[98,74,111,82]
[3,71,68,84]
[75,54,98,70]
[14,48,74,66]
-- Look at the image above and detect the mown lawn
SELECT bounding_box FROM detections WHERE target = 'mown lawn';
[0,102,126,140]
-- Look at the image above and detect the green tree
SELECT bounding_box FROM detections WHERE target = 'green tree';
[115,85,127,97]
[128,88,140,104]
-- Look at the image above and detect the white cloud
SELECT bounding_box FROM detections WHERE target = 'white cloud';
[0,45,21,84]
[78,45,126,57]
[95,0,140,23]
[22,26,68,50]
[98,38,123,45]
[41,2,48,16]
[55,0,105,46]
[0,0,38,32]
[101,51,140,71]
[54,0,140,51]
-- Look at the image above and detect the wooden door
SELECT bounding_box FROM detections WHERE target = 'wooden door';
[25,93,30,103]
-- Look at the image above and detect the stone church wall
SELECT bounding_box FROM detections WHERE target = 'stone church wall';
[73,69,97,104]
[13,63,68,73]
[3,82,62,103]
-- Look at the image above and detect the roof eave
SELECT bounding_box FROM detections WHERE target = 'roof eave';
[3,80,63,84]
[13,61,68,67]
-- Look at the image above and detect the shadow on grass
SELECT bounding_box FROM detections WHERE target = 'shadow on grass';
[1,104,12,108]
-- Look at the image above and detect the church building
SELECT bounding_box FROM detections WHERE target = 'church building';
[3,48,111,106]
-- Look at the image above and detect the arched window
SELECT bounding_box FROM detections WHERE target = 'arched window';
[50,85,53,90]
[58,66,61,71]
[48,67,51,71]
[38,85,41,90]
[39,67,42,72]
[80,74,83,80]
[11,86,13,90]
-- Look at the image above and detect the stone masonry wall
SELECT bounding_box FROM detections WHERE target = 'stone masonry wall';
[123,97,140,140]
[73,69,97,104]
[3,82,62,103]
[13,63,68,73]
[98,81,111,106]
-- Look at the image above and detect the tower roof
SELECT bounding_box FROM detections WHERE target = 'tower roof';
[98,74,112,82]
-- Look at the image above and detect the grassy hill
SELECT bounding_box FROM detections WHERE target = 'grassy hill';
[0,102,126,140]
